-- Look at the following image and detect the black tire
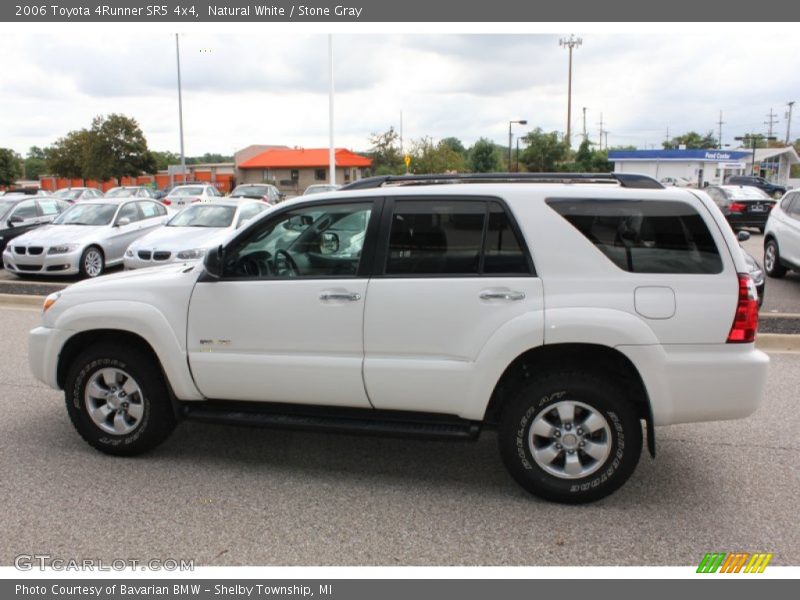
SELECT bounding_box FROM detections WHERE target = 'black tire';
[64,343,176,456]
[498,371,643,504]
[764,239,787,279]
[79,245,105,279]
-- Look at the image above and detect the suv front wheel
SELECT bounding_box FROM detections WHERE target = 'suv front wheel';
[499,371,643,503]
[64,343,177,456]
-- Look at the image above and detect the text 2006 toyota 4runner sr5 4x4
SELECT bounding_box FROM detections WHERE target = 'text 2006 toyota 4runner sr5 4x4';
[29,173,768,503]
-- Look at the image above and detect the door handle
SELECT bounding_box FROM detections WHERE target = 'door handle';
[480,289,526,301]
[319,291,361,302]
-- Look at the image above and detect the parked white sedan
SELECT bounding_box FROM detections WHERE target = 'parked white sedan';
[162,184,222,210]
[2,199,169,278]
[124,200,268,269]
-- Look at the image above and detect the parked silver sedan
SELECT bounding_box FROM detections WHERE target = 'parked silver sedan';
[2,199,168,278]
[124,200,268,269]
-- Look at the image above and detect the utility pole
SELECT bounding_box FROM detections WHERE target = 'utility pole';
[765,108,778,138]
[716,110,725,148]
[603,131,609,151]
[664,126,670,148]
[582,107,588,143]
[328,34,335,186]
[598,113,605,150]
[559,35,582,148]
[786,101,795,145]
[175,34,186,184]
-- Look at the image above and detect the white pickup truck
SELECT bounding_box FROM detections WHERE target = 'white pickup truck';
[28,173,769,503]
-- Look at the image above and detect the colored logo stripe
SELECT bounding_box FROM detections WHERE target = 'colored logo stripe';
[697,552,773,573]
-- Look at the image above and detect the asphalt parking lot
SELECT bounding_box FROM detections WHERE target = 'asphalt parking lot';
[0,304,798,567]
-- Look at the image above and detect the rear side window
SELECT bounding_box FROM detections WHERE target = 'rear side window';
[385,199,532,276]
[546,198,722,274]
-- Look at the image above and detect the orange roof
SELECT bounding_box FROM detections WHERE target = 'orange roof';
[238,148,372,169]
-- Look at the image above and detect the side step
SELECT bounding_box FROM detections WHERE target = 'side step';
[180,400,482,441]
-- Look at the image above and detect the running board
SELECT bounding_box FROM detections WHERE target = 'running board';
[180,401,482,440]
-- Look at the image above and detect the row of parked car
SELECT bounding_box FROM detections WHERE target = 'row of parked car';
[0,190,275,278]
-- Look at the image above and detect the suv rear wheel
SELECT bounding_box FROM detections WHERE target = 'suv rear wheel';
[64,343,176,456]
[764,239,787,278]
[498,371,643,503]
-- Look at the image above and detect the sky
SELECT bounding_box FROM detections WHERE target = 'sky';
[1,31,799,158]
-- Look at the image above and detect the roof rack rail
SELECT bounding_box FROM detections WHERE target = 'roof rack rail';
[340,172,664,191]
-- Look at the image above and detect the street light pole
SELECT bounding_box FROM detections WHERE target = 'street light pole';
[328,34,336,186]
[175,34,186,184]
[786,101,795,145]
[559,35,582,148]
[508,119,527,172]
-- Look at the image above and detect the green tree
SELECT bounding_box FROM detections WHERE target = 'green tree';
[0,148,23,186]
[151,150,181,171]
[663,131,717,149]
[519,128,569,172]
[408,136,467,174]
[439,137,467,156]
[46,131,90,178]
[568,139,612,172]
[83,114,156,180]
[23,146,49,180]
[468,138,502,172]
[366,127,404,175]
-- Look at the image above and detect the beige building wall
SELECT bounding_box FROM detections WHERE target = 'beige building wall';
[240,167,368,192]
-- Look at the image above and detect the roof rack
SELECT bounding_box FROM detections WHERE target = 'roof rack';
[340,172,664,191]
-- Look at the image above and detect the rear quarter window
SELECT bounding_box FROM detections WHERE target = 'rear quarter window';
[546,198,723,274]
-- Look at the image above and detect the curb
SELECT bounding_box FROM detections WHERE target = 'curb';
[0,293,45,307]
[755,333,800,353]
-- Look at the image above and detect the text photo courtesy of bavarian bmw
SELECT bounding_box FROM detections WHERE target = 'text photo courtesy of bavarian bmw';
[28,174,768,504]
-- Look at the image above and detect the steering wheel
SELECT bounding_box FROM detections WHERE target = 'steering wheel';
[234,251,271,277]
[273,249,300,277]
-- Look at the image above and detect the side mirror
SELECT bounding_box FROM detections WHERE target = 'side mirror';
[321,232,340,254]
[737,230,751,242]
[203,244,224,279]
[7,216,23,227]
[116,217,131,227]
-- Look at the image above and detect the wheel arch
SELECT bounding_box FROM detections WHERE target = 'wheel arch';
[484,343,655,458]
[57,329,182,420]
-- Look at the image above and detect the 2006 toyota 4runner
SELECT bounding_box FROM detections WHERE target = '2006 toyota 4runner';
[29,173,768,503]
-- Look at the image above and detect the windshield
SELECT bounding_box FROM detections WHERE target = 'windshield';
[304,185,339,195]
[231,185,268,197]
[0,200,17,221]
[54,203,118,226]
[105,188,138,198]
[726,187,770,200]
[169,186,205,197]
[52,189,82,200]
[168,204,236,228]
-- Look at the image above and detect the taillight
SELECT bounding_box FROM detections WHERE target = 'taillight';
[162,199,172,206]
[190,197,201,203]
[729,202,746,213]
[261,196,270,203]
[727,273,759,343]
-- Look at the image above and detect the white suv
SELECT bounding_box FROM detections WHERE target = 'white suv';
[28,173,768,503]
[763,190,800,278]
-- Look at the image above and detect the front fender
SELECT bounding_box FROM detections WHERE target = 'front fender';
[52,300,203,400]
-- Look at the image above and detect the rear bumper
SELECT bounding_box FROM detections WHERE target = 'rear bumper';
[619,343,769,426]
[725,213,771,229]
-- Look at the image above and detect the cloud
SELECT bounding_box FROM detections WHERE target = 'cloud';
[1,32,799,155]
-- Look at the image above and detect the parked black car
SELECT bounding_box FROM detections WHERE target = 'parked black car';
[0,196,70,255]
[724,175,787,198]
[705,185,776,232]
